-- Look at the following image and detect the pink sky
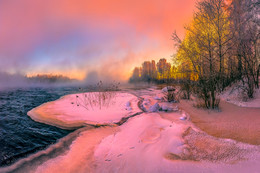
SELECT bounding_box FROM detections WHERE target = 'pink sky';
[0,0,196,80]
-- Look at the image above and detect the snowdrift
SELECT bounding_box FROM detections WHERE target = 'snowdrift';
[94,114,260,172]
[28,92,142,129]
[17,88,259,173]
[220,82,260,108]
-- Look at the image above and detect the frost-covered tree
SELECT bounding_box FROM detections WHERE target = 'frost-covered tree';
[230,0,260,97]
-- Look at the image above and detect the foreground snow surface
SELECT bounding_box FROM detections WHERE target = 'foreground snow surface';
[27,92,141,129]
[19,88,260,173]
[94,114,186,172]
[30,113,260,173]
[94,114,260,173]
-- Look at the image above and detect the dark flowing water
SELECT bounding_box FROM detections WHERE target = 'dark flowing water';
[0,87,81,167]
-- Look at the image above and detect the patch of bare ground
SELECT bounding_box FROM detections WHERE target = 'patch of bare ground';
[178,100,260,145]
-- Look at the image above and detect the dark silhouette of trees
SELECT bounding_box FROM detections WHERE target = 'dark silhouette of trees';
[157,58,171,81]
[129,59,172,83]
[141,60,157,82]
[129,67,141,82]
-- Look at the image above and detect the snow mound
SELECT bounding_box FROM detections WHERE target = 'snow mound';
[125,101,132,111]
[148,102,160,112]
[94,114,186,172]
[220,82,260,108]
[160,103,178,112]
[140,89,179,112]
[179,112,188,120]
[94,113,260,172]
[161,104,172,111]
[162,86,175,92]
[27,92,142,129]
[154,96,163,100]
[140,98,160,112]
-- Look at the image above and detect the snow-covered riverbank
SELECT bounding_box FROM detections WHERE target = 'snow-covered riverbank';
[2,87,259,173]
[220,82,260,108]
[27,92,142,129]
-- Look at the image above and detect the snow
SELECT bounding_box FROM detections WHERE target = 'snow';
[125,101,132,111]
[94,113,260,173]
[160,103,178,112]
[148,102,160,112]
[220,82,260,108]
[94,114,187,172]
[20,88,260,173]
[139,88,179,113]
[154,96,162,100]
[161,104,172,111]
[27,92,142,129]
[140,97,158,112]
[162,86,175,92]
[179,112,187,120]
[31,127,119,173]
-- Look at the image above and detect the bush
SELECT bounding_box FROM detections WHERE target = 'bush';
[180,79,192,100]
[74,81,120,110]
[193,94,220,109]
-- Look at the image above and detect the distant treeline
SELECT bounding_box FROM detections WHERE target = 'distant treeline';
[0,72,78,88]
[27,74,76,84]
[129,58,175,83]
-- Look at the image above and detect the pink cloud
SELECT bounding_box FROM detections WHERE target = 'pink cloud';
[0,0,196,80]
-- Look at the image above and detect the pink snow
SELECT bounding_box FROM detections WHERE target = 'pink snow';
[220,83,260,108]
[20,88,260,173]
[28,92,141,129]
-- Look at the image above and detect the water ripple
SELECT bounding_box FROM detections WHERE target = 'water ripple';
[0,87,81,166]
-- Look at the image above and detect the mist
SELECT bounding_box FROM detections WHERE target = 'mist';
[0,72,82,90]
[0,71,129,91]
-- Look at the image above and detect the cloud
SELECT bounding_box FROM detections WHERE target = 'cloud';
[0,0,196,80]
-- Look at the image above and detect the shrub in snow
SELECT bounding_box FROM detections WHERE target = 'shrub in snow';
[193,97,220,109]
[75,81,120,110]
[180,80,192,100]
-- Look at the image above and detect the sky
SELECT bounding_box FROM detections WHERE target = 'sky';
[0,0,197,81]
